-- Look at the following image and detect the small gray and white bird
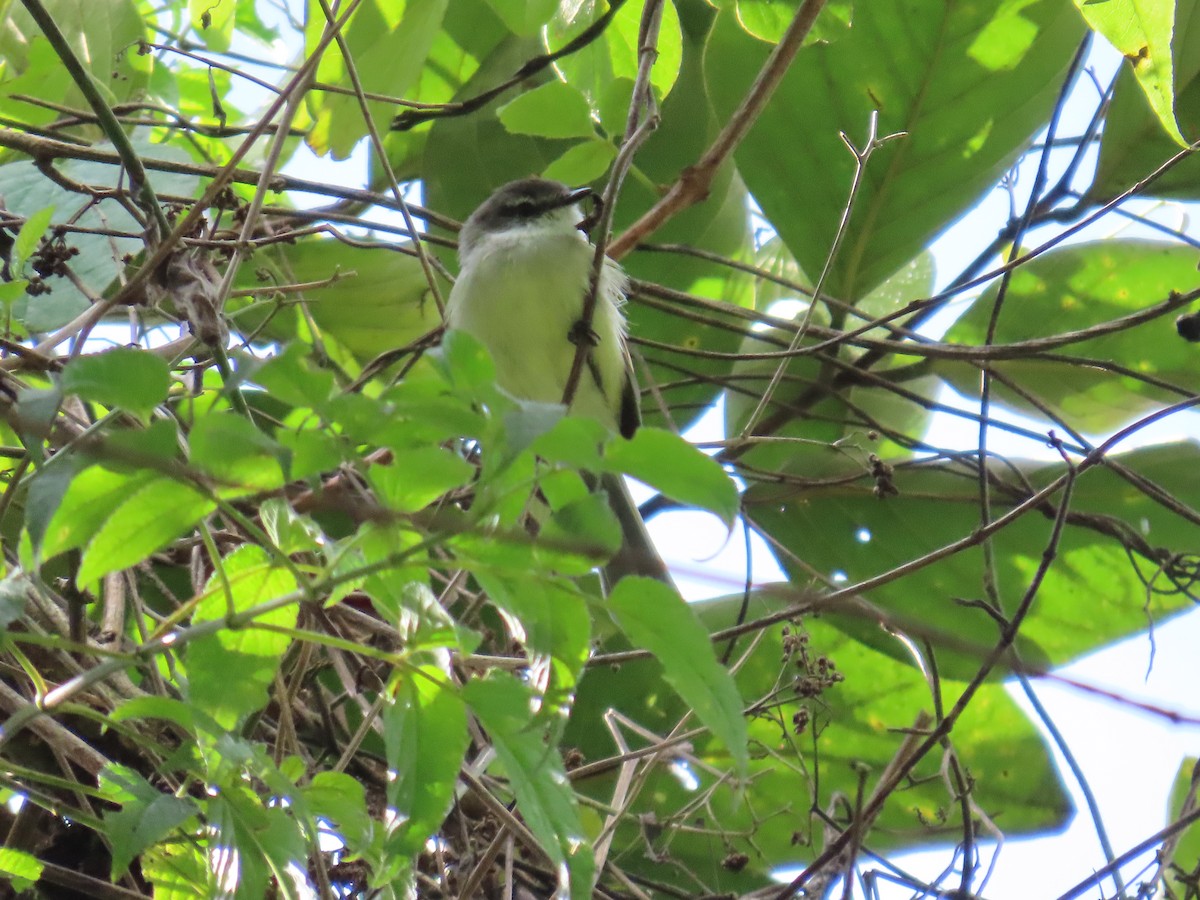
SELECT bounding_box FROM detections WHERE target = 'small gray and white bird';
[445,178,671,587]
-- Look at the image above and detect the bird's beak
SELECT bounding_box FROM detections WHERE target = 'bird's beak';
[565,186,594,206]
[569,187,600,234]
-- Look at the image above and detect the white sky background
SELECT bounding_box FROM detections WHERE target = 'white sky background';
[238,13,1200,898]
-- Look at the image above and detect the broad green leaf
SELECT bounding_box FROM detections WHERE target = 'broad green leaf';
[258,498,324,556]
[186,545,300,729]
[383,666,469,858]
[733,0,853,45]
[705,1,1084,299]
[542,137,617,183]
[568,591,1066,892]
[0,137,198,331]
[77,477,214,586]
[0,0,150,108]
[237,237,443,364]
[486,0,557,36]
[746,443,1199,678]
[24,453,84,561]
[62,348,171,420]
[498,80,596,139]
[306,0,450,158]
[941,240,1200,431]
[476,573,591,701]
[1074,0,1183,144]
[101,766,199,878]
[465,674,595,899]
[250,343,336,410]
[0,847,42,890]
[605,427,739,523]
[608,577,749,773]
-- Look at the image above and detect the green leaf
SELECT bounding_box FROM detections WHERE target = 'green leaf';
[306,0,450,158]
[62,348,171,420]
[0,847,42,890]
[368,446,474,513]
[237,237,443,363]
[101,765,199,878]
[940,240,1200,431]
[304,772,372,851]
[477,573,591,699]
[1089,8,1200,202]
[38,464,143,564]
[1074,0,1183,144]
[10,204,53,273]
[486,0,557,36]
[745,443,1199,677]
[464,673,595,899]
[548,0,683,105]
[24,453,83,562]
[734,0,853,44]
[542,138,617,184]
[498,80,596,139]
[605,428,738,523]
[0,136,196,331]
[185,545,300,729]
[568,592,1067,891]
[608,577,749,773]
[189,411,285,495]
[537,491,622,575]
[77,477,214,586]
[705,1,1085,298]
[383,665,470,858]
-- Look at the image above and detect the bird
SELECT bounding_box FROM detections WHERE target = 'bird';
[444,177,672,587]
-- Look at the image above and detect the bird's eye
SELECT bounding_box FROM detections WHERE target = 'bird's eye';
[509,199,537,217]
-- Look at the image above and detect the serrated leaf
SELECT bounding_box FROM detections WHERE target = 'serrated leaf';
[383,666,469,858]
[368,446,473,513]
[0,847,42,890]
[62,348,171,420]
[38,464,143,564]
[605,428,738,523]
[185,545,299,729]
[189,411,284,495]
[608,577,749,773]
[77,477,214,586]
[464,674,594,899]
[101,765,199,878]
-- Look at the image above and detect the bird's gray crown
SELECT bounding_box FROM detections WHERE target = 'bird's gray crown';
[459,178,591,261]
